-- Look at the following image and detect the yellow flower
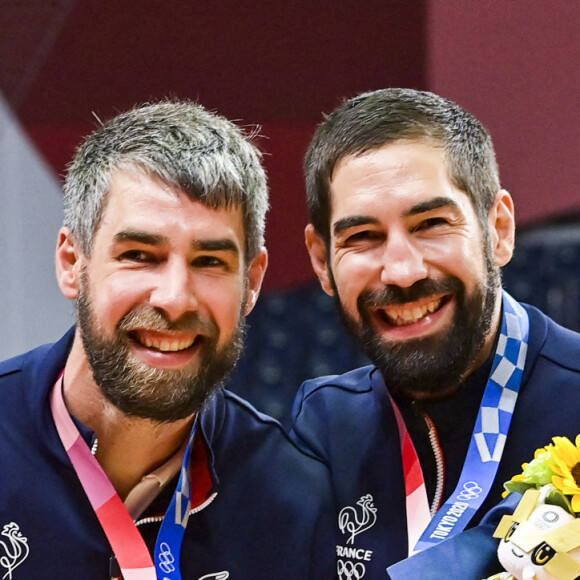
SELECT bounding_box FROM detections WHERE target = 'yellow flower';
[546,435,580,513]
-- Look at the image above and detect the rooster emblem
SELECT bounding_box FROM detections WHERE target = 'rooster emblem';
[338,494,378,544]
[0,522,29,579]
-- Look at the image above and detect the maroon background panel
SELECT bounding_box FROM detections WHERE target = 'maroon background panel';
[2,0,578,290]
[5,0,427,290]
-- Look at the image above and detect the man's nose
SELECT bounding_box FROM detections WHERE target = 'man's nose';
[379,232,428,289]
[149,259,198,321]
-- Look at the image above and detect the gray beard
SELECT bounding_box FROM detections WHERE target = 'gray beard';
[76,272,246,422]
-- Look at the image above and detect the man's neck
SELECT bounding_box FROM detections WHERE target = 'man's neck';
[91,416,193,500]
[62,332,195,500]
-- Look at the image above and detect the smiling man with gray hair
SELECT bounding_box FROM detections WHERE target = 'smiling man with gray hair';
[0,101,335,579]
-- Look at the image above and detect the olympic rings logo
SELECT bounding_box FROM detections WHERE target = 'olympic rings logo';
[158,542,176,574]
[456,481,482,501]
[337,559,366,580]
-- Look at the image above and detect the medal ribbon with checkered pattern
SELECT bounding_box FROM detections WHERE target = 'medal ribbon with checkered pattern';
[398,291,529,554]
[51,375,197,580]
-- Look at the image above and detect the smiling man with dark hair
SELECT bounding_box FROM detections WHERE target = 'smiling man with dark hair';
[290,88,580,577]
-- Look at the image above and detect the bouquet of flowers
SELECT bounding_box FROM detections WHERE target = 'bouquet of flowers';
[503,435,580,511]
[485,436,580,580]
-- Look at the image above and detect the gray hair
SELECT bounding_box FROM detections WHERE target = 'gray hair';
[63,100,269,262]
[305,88,500,243]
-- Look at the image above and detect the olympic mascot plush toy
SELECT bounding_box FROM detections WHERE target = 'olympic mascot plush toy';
[485,436,580,580]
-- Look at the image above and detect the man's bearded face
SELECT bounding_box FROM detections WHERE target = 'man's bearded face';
[77,269,246,422]
[333,245,500,398]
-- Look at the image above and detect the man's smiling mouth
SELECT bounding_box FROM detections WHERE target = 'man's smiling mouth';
[375,295,450,327]
[128,331,200,353]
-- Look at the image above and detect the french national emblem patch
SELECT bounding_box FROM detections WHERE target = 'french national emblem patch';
[0,522,29,579]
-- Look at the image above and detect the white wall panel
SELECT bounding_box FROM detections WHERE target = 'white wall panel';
[0,94,73,360]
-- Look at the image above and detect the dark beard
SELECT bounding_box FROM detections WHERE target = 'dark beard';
[76,272,246,422]
[334,256,500,400]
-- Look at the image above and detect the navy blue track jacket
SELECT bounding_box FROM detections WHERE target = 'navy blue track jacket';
[0,328,337,579]
[291,303,580,578]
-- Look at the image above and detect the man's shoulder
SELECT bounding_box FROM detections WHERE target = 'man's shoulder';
[219,388,290,431]
[290,365,386,452]
[0,330,74,396]
[526,303,580,371]
[0,343,53,380]
[0,352,26,378]
[297,364,377,399]
[203,388,330,466]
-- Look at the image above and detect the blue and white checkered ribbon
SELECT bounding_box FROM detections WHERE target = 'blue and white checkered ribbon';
[412,291,529,553]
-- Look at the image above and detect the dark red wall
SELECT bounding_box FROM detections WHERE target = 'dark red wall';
[3,1,577,289]
[429,0,579,226]
[7,0,427,289]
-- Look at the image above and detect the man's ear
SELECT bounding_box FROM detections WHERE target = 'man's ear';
[243,247,268,316]
[305,224,334,296]
[55,227,83,300]
[488,189,516,267]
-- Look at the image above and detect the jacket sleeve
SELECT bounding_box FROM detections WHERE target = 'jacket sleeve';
[386,494,522,580]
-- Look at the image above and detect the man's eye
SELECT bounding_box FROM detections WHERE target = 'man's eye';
[346,230,380,243]
[120,250,150,262]
[193,256,226,268]
[414,217,449,231]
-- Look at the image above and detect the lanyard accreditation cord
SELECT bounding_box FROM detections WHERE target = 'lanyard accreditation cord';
[50,376,196,580]
[387,291,529,555]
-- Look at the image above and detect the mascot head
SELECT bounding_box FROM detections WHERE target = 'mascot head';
[493,488,580,580]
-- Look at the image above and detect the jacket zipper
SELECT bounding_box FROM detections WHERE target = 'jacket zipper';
[423,414,445,517]
[135,491,218,527]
